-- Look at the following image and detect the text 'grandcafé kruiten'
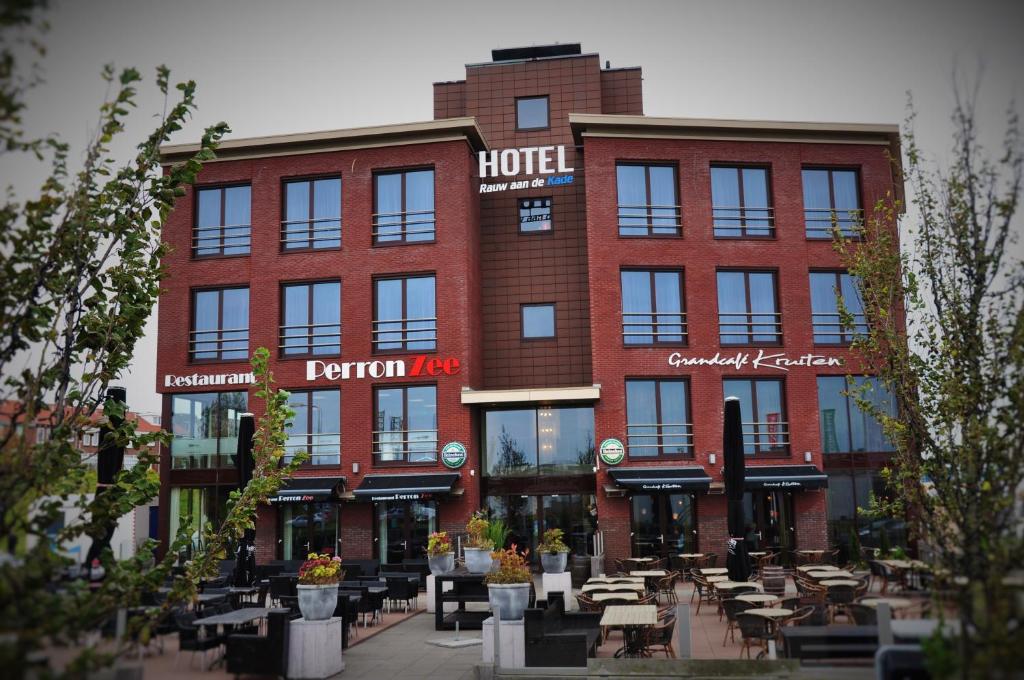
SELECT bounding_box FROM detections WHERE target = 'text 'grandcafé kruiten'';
[155,44,903,568]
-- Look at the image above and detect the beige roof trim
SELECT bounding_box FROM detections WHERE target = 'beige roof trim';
[460,385,601,405]
[159,117,489,165]
[570,113,899,138]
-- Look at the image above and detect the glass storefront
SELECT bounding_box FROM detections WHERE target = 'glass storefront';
[376,501,436,564]
[168,486,233,556]
[483,406,595,476]
[630,493,697,557]
[485,493,597,561]
[279,502,340,560]
[742,490,795,560]
[170,391,248,469]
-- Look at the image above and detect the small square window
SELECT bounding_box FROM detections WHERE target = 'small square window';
[519,198,552,232]
[521,303,555,339]
[516,96,549,130]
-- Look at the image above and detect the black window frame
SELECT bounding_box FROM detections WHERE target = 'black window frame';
[616,162,682,237]
[279,280,342,359]
[372,167,436,246]
[518,197,553,234]
[710,164,775,238]
[372,383,438,466]
[716,269,782,346]
[802,166,864,239]
[816,375,896,455]
[515,95,550,131]
[624,378,694,460]
[280,175,343,252]
[192,183,252,258]
[189,286,250,363]
[621,268,688,346]
[520,303,556,340]
[723,377,791,456]
[372,273,437,354]
[284,389,342,467]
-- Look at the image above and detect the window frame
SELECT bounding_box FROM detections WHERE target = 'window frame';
[371,273,437,354]
[189,285,250,363]
[280,175,343,253]
[710,164,775,239]
[615,162,682,238]
[716,268,782,347]
[817,375,896,455]
[809,269,868,346]
[620,268,688,347]
[372,383,438,466]
[518,197,554,234]
[284,389,341,467]
[192,182,252,259]
[372,166,436,246]
[520,303,556,341]
[279,279,342,359]
[624,377,694,460]
[802,166,864,240]
[515,95,550,131]
[722,377,791,457]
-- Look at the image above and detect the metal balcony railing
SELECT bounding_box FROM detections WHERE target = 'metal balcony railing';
[617,203,682,236]
[193,223,251,256]
[712,205,775,237]
[371,317,437,351]
[372,208,435,244]
[718,312,783,344]
[280,217,342,250]
[279,322,342,356]
[373,428,438,463]
[804,208,863,238]
[189,327,249,360]
[627,423,694,457]
[622,311,687,344]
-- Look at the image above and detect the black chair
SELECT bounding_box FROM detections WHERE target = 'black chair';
[846,602,878,625]
[386,576,418,613]
[334,594,360,647]
[523,593,602,667]
[225,609,290,678]
[174,612,222,670]
[736,613,775,659]
[339,586,375,627]
[269,575,296,606]
[721,598,754,645]
[643,614,677,658]
[279,595,301,619]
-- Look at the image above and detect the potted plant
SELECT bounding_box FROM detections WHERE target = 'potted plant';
[537,528,569,574]
[296,552,344,621]
[427,531,455,575]
[463,512,495,574]
[484,545,532,620]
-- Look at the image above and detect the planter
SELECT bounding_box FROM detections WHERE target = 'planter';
[540,551,568,574]
[463,547,494,574]
[487,583,531,621]
[428,552,455,575]
[297,583,338,621]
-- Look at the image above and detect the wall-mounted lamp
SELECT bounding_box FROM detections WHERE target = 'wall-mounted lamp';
[592,466,598,473]
[352,461,360,475]
[708,453,717,466]
[470,469,475,477]
[804,451,813,463]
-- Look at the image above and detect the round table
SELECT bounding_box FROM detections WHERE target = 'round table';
[706,575,729,583]
[745,607,793,619]
[699,567,729,575]
[821,579,861,587]
[860,597,912,610]
[736,593,778,605]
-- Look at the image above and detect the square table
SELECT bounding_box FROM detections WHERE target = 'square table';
[746,607,793,619]
[698,567,728,575]
[629,570,667,577]
[714,581,763,592]
[582,582,646,593]
[736,593,778,605]
[600,605,658,658]
[193,607,272,627]
[591,591,639,602]
[821,579,861,587]
[807,570,854,580]
[797,564,838,573]
[705,575,729,583]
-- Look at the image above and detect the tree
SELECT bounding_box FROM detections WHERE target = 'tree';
[834,81,1024,678]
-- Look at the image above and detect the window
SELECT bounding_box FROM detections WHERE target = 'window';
[723,378,789,455]
[625,379,693,458]
[717,271,781,345]
[802,168,862,238]
[280,281,341,357]
[373,275,436,352]
[169,487,233,551]
[194,185,251,257]
[810,271,868,344]
[521,303,555,339]
[280,503,339,560]
[817,376,895,453]
[170,391,248,469]
[281,177,341,250]
[190,287,249,361]
[483,407,595,476]
[373,169,435,244]
[516,96,549,130]
[711,166,773,237]
[621,270,686,345]
[616,164,680,236]
[285,390,340,465]
[373,385,437,464]
[519,198,552,232]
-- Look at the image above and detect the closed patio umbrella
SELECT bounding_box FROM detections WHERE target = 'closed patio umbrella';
[723,397,751,582]
[233,413,257,587]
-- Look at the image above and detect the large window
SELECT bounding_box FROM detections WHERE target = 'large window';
[373,169,435,244]
[190,287,249,361]
[616,164,680,237]
[280,502,339,560]
[485,494,597,560]
[373,385,437,464]
[711,166,773,237]
[169,487,233,554]
[802,168,861,238]
[621,269,686,345]
[516,96,549,130]
[373,275,436,352]
[194,185,251,257]
[817,376,895,454]
[282,177,341,250]
[625,379,693,458]
[483,407,595,476]
[285,390,341,465]
[280,281,341,357]
[717,271,780,345]
[519,198,552,233]
[521,303,555,339]
[723,378,789,455]
[170,391,248,469]
[810,271,867,344]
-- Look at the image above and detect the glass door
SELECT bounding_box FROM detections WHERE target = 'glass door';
[280,502,339,560]
[742,491,796,559]
[376,501,437,564]
[630,493,697,559]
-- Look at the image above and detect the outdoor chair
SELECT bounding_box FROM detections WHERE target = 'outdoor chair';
[783,605,817,627]
[612,558,625,574]
[691,575,715,615]
[268,575,296,606]
[736,613,775,659]
[173,612,222,670]
[643,614,677,658]
[385,575,418,613]
[596,597,634,641]
[278,595,301,619]
[721,597,754,646]
[225,609,290,678]
[846,602,878,625]
[826,584,858,622]
[669,556,687,574]
[637,592,658,605]
[576,593,600,612]
[657,575,677,604]
[705,553,718,567]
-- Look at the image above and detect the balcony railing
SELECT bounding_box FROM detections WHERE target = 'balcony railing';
[804,208,863,238]
[372,208,435,244]
[617,203,682,236]
[372,317,437,351]
[627,422,694,457]
[622,311,687,344]
[712,205,775,237]
[189,327,249,360]
[279,321,342,356]
[280,217,342,250]
[284,432,341,466]
[373,428,438,464]
[811,312,869,344]
[742,420,790,453]
[193,223,251,257]
[718,312,782,344]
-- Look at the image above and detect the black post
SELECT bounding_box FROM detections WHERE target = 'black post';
[723,397,751,582]
[84,386,127,571]
[233,413,257,586]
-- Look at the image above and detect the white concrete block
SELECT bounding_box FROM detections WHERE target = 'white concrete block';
[540,571,575,610]
[482,616,525,668]
[426,573,457,614]
[287,617,344,679]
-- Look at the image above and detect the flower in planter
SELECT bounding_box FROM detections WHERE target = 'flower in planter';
[465,512,495,550]
[298,552,344,585]
[484,545,532,585]
[537,528,569,555]
[427,531,452,556]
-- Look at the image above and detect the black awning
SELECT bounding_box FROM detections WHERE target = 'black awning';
[608,466,712,493]
[744,465,828,491]
[268,476,346,504]
[353,473,460,502]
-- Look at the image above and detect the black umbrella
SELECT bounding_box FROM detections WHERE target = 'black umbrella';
[233,413,257,587]
[723,397,751,582]
[84,386,127,571]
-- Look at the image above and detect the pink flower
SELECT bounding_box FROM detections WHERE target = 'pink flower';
[332,556,342,562]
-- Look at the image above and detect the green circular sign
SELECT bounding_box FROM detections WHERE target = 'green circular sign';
[599,438,625,466]
[441,441,468,469]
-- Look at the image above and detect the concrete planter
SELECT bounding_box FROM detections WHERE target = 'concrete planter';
[297,583,338,621]
[487,582,531,621]
[540,551,568,574]
[428,552,455,575]
[463,547,494,574]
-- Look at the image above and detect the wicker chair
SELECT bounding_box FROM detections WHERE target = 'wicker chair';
[657,575,677,604]
[736,613,775,659]
[691,575,715,615]
[576,593,601,612]
[705,553,718,568]
[826,584,858,622]
[721,597,754,646]
[643,614,677,658]
[846,602,878,625]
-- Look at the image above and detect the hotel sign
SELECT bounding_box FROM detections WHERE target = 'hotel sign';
[478,145,575,193]
[667,350,843,373]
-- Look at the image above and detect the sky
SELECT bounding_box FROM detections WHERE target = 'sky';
[5,0,1023,418]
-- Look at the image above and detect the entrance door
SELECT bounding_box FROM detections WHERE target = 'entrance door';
[742,491,795,559]
[280,502,339,560]
[630,493,697,558]
[376,501,437,564]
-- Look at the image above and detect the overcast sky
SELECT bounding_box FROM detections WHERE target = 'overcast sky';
[6,0,1023,417]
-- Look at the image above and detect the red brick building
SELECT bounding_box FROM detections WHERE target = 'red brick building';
[156,44,902,568]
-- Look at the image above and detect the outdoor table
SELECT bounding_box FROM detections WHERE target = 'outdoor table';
[193,607,271,628]
[698,567,728,575]
[715,581,763,592]
[821,579,861,587]
[582,582,645,593]
[591,591,640,602]
[705,575,729,584]
[860,597,913,610]
[797,564,838,573]
[807,570,854,580]
[628,557,655,562]
[587,576,645,584]
[736,593,778,605]
[678,553,704,558]
[629,570,667,577]
[746,607,793,619]
[600,605,657,658]
[748,551,767,557]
